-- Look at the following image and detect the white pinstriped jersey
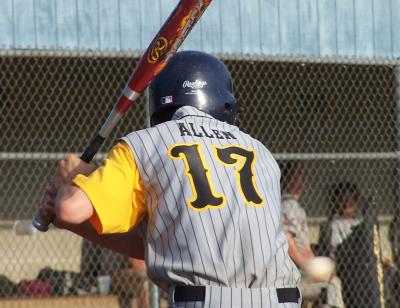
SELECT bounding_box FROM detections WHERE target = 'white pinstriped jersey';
[122,106,300,293]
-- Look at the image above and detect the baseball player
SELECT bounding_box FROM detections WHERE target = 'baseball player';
[38,51,301,307]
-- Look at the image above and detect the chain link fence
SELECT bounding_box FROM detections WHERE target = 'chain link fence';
[0,50,399,307]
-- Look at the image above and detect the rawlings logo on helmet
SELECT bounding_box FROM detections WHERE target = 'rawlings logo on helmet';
[182,80,207,89]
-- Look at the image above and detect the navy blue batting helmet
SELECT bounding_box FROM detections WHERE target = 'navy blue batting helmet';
[149,50,237,126]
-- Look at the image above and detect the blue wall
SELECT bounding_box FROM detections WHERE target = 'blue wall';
[0,0,399,58]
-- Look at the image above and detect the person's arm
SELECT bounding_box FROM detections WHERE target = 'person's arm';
[37,156,97,227]
[55,185,94,224]
[58,220,145,260]
[52,182,144,258]
[286,232,314,268]
[304,244,315,258]
[38,147,146,259]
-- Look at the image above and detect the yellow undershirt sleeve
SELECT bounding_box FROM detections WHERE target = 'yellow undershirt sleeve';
[73,141,146,234]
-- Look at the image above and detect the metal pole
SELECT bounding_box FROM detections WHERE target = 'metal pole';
[144,84,160,307]
[145,88,150,128]
[149,282,160,308]
[393,66,400,267]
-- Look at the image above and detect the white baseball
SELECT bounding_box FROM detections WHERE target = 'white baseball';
[303,256,335,282]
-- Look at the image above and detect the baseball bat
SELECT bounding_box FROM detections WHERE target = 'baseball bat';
[33,0,213,232]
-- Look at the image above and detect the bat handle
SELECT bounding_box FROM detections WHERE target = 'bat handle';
[80,134,106,163]
[32,213,54,232]
[80,105,124,163]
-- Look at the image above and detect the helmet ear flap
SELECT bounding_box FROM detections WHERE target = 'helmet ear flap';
[149,51,237,126]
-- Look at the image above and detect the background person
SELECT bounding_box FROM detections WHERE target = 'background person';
[320,183,386,307]
[318,182,362,260]
[281,161,313,268]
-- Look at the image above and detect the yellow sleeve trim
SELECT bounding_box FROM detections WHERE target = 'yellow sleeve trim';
[73,141,146,234]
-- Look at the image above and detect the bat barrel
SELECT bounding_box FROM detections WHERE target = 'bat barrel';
[126,0,213,94]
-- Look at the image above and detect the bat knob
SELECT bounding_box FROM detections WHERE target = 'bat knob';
[32,214,54,232]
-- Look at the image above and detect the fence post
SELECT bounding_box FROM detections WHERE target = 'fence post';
[393,66,400,268]
[149,282,160,308]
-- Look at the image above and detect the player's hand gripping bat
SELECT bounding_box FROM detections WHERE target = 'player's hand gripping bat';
[32,0,213,232]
